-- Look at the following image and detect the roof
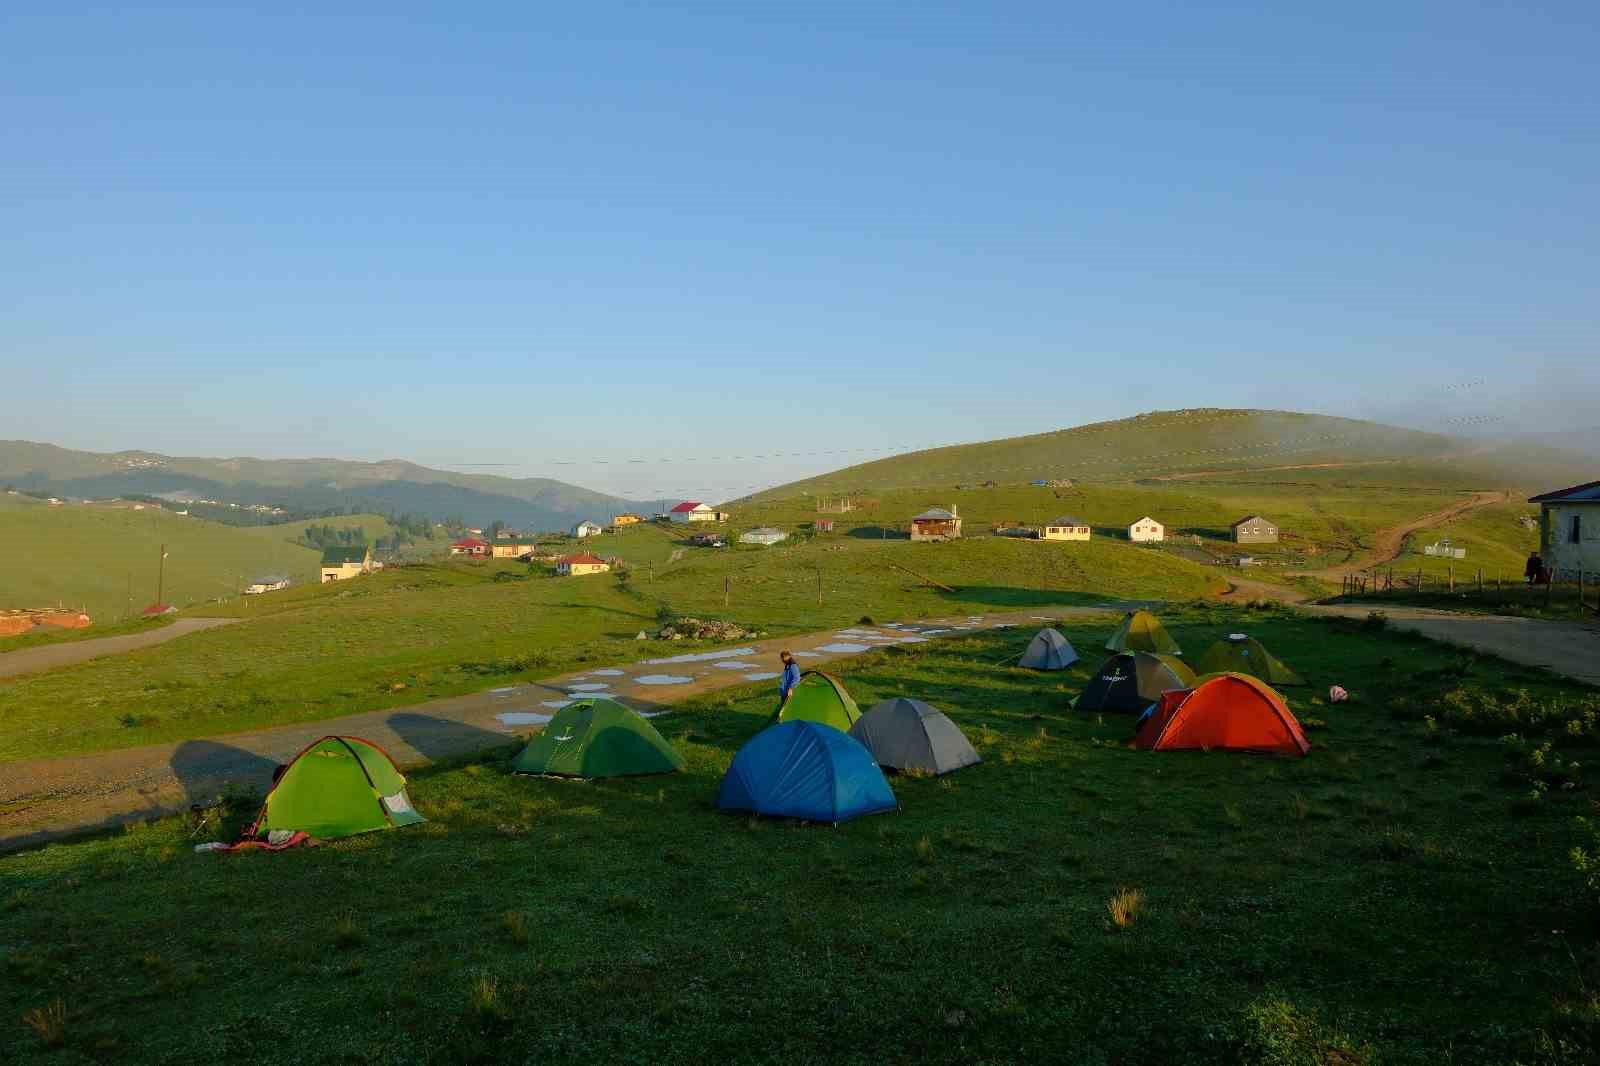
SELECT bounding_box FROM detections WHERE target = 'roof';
[1129,515,1161,525]
[321,546,369,565]
[252,574,290,584]
[141,603,175,615]
[670,501,705,513]
[1529,480,1600,503]
[744,527,785,536]
[452,537,489,548]
[561,553,607,565]
[1050,516,1087,526]
[912,508,957,521]
[574,520,602,528]
[1230,515,1274,528]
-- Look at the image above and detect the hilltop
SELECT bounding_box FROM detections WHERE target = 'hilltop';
[0,440,668,531]
[738,409,1590,502]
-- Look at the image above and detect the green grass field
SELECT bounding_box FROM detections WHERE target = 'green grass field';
[0,615,175,654]
[5,608,1599,1063]
[0,496,395,621]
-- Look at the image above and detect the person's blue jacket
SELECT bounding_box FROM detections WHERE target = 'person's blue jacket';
[779,661,801,701]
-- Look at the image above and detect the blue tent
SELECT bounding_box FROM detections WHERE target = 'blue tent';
[717,721,897,824]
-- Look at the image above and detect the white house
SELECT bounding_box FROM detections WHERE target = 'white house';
[669,501,726,524]
[1530,480,1600,579]
[573,520,604,538]
[1043,516,1091,542]
[739,527,787,546]
[1128,516,1164,543]
[244,575,291,595]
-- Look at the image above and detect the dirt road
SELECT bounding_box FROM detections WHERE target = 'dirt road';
[0,607,1121,852]
[1294,491,1510,579]
[0,618,240,680]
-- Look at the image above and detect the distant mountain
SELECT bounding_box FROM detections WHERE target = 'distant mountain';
[737,408,1593,502]
[1514,429,1600,464]
[0,441,670,532]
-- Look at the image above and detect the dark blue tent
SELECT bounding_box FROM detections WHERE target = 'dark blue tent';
[717,721,897,824]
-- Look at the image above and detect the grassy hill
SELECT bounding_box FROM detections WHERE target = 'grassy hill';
[0,440,667,531]
[738,409,1589,501]
[0,495,394,620]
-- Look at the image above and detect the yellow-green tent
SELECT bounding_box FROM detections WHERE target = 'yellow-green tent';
[1194,634,1304,686]
[1105,610,1181,656]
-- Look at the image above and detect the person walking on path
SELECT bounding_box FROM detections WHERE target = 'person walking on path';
[777,650,801,710]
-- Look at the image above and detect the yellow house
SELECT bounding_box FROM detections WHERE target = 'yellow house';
[491,542,536,559]
[320,546,374,583]
[1043,516,1091,541]
[610,513,643,528]
[557,553,611,576]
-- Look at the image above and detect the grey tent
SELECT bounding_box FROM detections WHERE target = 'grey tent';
[1018,627,1078,670]
[849,698,981,776]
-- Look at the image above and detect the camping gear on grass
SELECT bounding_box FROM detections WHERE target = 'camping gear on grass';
[849,698,981,776]
[718,721,897,824]
[774,671,862,732]
[512,697,684,778]
[1134,673,1310,757]
[241,736,424,843]
[1329,685,1348,703]
[1105,610,1181,655]
[1018,627,1079,670]
[1193,633,1305,686]
[1077,652,1196,714]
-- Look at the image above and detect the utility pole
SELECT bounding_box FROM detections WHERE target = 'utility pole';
[157,544,167,607]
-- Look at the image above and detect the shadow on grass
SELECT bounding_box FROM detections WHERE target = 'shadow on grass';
[847,526,910,540]
[169,739,280,805]
[935,587,1139,610]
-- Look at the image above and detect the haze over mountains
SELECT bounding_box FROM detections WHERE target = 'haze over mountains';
[4,409,1591,530]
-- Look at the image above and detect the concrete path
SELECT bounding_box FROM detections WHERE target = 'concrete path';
[0,618,240,679]
[1300,604,1600,687]
[0,609,1110,852]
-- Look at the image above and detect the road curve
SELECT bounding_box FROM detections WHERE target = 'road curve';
[0,618,241,680]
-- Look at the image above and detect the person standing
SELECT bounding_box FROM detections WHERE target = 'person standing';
[777,650,801,710]
[1525,551,1543,586]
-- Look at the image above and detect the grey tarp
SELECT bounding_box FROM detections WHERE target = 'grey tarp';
[849,698,982,776]
[1018,627,1079,670]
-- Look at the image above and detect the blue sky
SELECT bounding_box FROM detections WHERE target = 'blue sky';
[3,3,1596,500]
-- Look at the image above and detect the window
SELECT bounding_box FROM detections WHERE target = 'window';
[1573,514,1583,544]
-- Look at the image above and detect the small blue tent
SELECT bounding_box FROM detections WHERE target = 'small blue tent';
[717,721,897,824]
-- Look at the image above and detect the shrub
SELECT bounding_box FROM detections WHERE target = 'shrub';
[1232,996,1372,1065]
[502,910,529,946]
[1107,887,1142,930]
[23,998,67,1047]
[1571,818,1600,904]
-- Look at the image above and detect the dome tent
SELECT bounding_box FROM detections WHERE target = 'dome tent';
[1135,673,1310,756]
[1018,627,1079,670]
[849,698,981,776]
[718,721,896,824]
[249,736,425,841]
[774,671,862,732]
[1105,610,1181,655]
[1194,633,1305,686]
[1077,652,1196,714]
[512,697,684,778]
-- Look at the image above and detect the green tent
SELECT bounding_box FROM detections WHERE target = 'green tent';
[1105,610,1182,655]
[257,736,425,840]
[1194,633,1305,686]
[774,671,861,732]
[512,697,685,778]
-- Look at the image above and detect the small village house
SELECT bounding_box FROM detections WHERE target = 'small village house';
[244,575,291,595]
[910,506,962,542]
[1231,515,1279,544]
[1530,480,1600,578]
[1128,516,1164,543]
[610,513,643,528]
[321,546,375,582]
[1043,516,1091,542]
[690,532,727,548]
[669,501,727,524]
[814,518,835,533]
[573,520,604,538]
[490,541,537,559]
[739,527,787,546]
[556,553,611,576]
[450,537,491,557]
[494,528,523,541]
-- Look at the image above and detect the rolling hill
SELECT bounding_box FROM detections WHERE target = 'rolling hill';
[0,441,668,531]
[0,494,395,620]
[738,409,1592,501]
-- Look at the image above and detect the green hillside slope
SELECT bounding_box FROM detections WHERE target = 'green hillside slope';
[740,409,1589,501]
[0,495,392,619]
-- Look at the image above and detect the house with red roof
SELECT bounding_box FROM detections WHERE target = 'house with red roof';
[450,537,491,557]
[556,553,611,577]
[669,501,728,524]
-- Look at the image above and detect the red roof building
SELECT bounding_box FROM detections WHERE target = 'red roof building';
[450,538,491,557]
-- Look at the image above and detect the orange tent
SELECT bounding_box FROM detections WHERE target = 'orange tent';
[1134,673,1310,757]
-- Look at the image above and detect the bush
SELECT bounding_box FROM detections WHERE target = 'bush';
[1229,997,1372,1065]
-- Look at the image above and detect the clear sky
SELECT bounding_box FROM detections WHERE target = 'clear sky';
[3,3,1596,501]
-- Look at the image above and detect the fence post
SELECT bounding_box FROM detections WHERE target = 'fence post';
[724,576,730,608]
[1417,567,1423,592]
[1477,568,1482,595]
[1448,565,1454,592]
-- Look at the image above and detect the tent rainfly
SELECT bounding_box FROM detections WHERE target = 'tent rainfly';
[1018,627,1079,670]
[1076,652,1195,714]
[774,671,862,732]
[1194,633,1305,686]
[1105,610,1181,655]
[849,698,981,776]
[1135,673,1310,757]
[512,697,684,778]
[718,721,897,824]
